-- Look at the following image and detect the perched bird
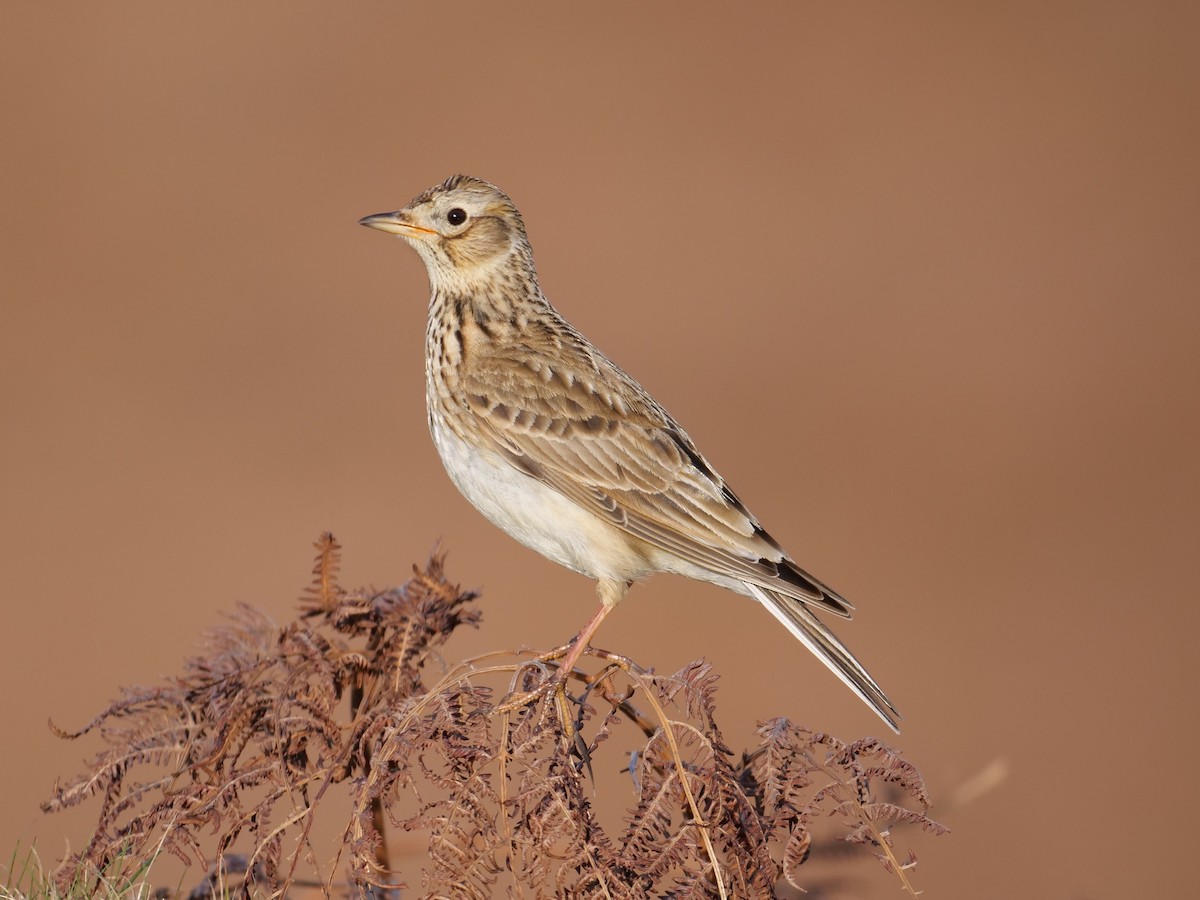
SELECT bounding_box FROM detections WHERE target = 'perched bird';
[359,175,900,731]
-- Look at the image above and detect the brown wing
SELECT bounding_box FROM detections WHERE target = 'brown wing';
[457,334,852,617]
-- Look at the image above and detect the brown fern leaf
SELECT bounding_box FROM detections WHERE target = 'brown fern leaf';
[44,542,480,898]
[299,532,345,615]
[742,719,947,893]
[45,538,942,899]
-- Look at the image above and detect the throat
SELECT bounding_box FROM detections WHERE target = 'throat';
[429,279,540,344]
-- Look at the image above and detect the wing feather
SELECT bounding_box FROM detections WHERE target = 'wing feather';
[461,338,851,617]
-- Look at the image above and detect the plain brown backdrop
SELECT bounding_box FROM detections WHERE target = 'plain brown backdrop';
[3,3,1197,897]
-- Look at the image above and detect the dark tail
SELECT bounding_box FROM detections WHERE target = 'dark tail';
[748,584,901,733]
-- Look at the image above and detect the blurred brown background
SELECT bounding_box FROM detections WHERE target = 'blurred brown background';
[2,2,1197,897]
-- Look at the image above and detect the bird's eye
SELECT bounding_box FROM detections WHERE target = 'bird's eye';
[446,208,467,226]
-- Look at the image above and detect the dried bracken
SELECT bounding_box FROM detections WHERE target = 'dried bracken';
[44,535,943,898]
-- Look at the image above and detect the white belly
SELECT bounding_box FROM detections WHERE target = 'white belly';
[429,414,656,585]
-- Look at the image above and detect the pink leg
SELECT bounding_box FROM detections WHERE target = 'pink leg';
[557,601,615,676]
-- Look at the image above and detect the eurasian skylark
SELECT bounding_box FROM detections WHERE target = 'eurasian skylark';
[360,175,900,731]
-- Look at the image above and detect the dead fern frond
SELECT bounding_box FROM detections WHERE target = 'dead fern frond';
[44,536,943,898]
[299,532,345,616]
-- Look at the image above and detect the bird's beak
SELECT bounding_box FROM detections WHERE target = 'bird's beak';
[357,211,439,238]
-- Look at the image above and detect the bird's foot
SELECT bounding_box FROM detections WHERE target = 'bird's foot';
[492,642,574,714]
[491,644,591,758]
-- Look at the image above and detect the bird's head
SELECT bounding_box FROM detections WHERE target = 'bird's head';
[359,174,533,293]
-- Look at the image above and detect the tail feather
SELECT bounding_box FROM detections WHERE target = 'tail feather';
[747,584,901,733]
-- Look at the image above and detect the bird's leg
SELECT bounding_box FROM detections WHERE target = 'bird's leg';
[493,603,614,742]
[543,580,625,750]
[494,581,627,722]
[556,578,627,677]
[555,601,614,678]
